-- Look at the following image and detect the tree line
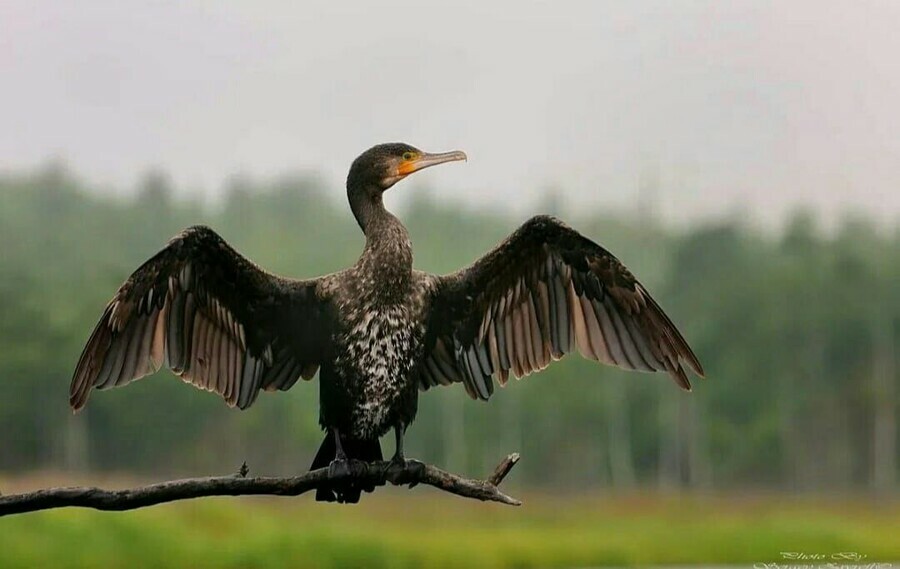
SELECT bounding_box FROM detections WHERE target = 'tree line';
[0,163,897,492]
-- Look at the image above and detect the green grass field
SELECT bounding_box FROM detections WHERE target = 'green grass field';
[2,483,899,568]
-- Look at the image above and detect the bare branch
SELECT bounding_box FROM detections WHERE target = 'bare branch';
[0,454,521,517]
[488,453,520,486]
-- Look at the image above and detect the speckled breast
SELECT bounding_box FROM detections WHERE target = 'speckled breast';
[334,300,426,439]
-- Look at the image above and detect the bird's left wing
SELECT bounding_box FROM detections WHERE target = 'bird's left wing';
[421,216,704,400]
[70,225,329,411]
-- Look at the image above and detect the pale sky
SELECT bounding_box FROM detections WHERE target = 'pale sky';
[2,1,899,228]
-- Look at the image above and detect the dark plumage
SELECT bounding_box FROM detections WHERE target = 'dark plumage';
[71,142,704,503]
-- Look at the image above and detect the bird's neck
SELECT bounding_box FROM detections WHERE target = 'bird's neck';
[348,182,413,287]
[348,182,384,235]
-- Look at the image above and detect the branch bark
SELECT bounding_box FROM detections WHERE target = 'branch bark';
[0,454,521,517]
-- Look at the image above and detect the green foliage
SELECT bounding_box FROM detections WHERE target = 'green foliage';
[1,494,898,568]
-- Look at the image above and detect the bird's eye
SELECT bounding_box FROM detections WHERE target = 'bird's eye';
[402,152,415,161]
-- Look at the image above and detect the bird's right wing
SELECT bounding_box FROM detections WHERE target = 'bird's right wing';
[70,225,330,410]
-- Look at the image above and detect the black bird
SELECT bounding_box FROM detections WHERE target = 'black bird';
[70,143,704,503]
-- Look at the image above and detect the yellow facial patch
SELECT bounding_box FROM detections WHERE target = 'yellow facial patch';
[397,152,420,176]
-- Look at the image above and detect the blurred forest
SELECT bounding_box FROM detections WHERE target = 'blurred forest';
[1,162,898,494]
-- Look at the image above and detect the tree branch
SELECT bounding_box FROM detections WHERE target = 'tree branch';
[0,454,521,517]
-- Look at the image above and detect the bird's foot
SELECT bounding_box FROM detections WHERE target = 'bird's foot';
[403,458,426,488]
[385,456,426,487]
[383,452,404,481]
[327,455,352,479]
[325,455,367,504]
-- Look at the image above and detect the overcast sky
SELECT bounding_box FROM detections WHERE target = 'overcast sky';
[2,1,899,228]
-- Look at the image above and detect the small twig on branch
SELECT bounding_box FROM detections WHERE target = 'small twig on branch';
[488,453,520,486]
[0,454,521,517]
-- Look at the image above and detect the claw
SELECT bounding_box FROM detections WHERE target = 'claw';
[328,457,351,479]
[384,458,426,487]
[405,459,425,488]
[405,459,426,476]
[384,459,405,485]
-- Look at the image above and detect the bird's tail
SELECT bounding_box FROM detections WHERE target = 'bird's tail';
[311,432,382,504]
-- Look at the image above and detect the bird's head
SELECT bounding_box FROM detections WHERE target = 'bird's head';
[348,142,467,192]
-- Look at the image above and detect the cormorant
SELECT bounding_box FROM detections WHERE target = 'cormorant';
[70,143,704,503]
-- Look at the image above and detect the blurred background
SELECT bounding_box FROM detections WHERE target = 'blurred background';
[2,1,899,567]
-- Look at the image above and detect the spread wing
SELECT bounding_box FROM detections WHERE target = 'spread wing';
[421,215,704,400]
[70,225,329,410]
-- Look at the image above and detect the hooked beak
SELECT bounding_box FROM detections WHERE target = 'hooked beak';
[398,150,467,177]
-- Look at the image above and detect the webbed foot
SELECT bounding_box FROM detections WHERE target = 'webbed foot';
[385,457,426,487]
[328,454,351,479]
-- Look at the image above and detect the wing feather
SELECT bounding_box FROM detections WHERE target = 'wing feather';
[420,215,704,399]
[570,281,595,361]
[70,225,328,411]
